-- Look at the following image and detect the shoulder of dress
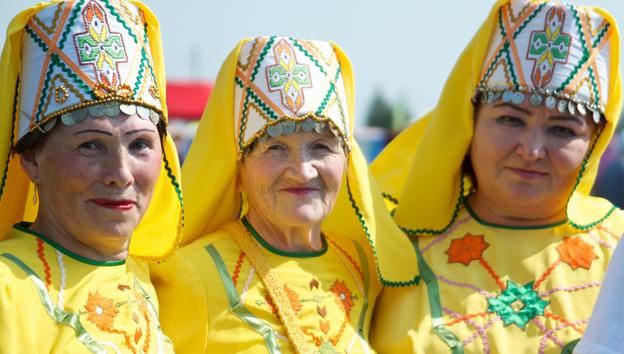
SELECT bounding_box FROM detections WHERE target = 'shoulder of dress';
[593,206,624,237]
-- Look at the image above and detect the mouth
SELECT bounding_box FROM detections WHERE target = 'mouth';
[506,167,549,180]
[90,199,136,211]
[280,187,321,196]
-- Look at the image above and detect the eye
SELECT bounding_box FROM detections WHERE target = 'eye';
[77,140,102,152]
[496,115,525,127]
[129,138,153,151]
[548,125,577,138]
[312,142,331,151]
[266,144,285,152]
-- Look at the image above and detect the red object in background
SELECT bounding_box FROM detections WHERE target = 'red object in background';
[166,81,213,120]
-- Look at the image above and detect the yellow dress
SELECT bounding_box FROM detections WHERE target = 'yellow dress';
[371,203,624,354]
[0,223,173,354]
[153,219,380,354]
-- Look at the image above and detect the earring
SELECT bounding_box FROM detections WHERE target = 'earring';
[33,184,38,205]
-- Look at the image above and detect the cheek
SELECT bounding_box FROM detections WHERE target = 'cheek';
[132,153,163,193]
[549,139,590,176]
[319,157,347,193]
[239,159,282,197]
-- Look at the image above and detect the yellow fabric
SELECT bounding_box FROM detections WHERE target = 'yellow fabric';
[0,224,174,353]
[371,205,624,353]
[371,0,623,233]
[0,1,182,261]
[175,38,418,285]
[153,227,380,353]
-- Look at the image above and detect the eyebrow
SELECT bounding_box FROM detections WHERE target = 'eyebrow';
[548,115,585,126]
[73,129,113,136]
[125,128,156,135]
[493,102,531,115]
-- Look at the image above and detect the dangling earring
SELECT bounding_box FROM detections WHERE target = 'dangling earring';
[33,184,38,205]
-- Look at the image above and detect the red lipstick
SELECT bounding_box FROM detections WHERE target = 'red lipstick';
[281,187,320,196]
[507,167,548,180]
[90,199,135,210]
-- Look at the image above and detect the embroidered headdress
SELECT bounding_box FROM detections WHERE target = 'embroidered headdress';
[372,0,622,233]
[177,36,419,286]
[475,0,613,123]
[0,0,183,261]
[234,37,350,158]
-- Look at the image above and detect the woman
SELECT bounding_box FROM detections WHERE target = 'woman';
[370,0,623,353]
[0,0,183,352]
[151,36,419,353]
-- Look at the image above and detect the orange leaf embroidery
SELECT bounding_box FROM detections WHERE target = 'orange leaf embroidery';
[446,233,490,266]
[84,290,119,331]
[557,236,597,270]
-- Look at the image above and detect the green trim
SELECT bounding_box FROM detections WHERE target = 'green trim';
[352,241,370,336]
[205,244,281,354]
[25,25,49,51]
[250,36,276,82]
[134,53,148,97]
[241,217,328,258]
[592,23,610,48]
[497,10,519,91]
[315,67,341,116]
[132,277,173,348]
[566,124,617,230]
[102,0,138,44]
[399,172,466,237]
[558,5,590,93]
[58,0,84,50]
[561,338,580,354]
[248,89,279,120]
[35,56,57,123]
[162,149,184,229]
[464,200,566,230]
[382,193,399,206]
[512,3,546,39]
[234,76,244,88]
[0,79,19,202]
[345,177,420,287]
[411,238,464,354]
[1,252,109,353]
[13,222,126,266]
[53,54,96,100]
[289,37,327,75]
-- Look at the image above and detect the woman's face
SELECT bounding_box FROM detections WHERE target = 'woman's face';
[21,113,162,252]
[238,129,347,230]
[470,100,594,218]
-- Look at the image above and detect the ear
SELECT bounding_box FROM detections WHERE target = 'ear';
[19,150,40,184]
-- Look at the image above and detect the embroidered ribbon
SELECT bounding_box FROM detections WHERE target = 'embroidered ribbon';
[1,253,109,354]
[410,239,465,354]
[223,221,315,354]
[132,277,173,354]
[205,244,281,353]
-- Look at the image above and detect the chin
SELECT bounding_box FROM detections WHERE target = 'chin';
[280,206,326,226]
[89,219,140,239]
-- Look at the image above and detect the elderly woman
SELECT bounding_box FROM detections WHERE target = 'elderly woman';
[370,0,624,353]
[0,1,182,352]
[151,36,418,353]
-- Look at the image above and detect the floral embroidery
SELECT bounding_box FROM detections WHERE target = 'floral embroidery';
[84,290,119,331]
[446,233,490,266]
[266,39,312,114]
[527,6,571,87]
[330,280,355,314]
[487,280,550,329]
[74,1,128,87]
[557,236,598,270]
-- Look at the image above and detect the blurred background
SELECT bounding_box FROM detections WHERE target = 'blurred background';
[1,0,623,206]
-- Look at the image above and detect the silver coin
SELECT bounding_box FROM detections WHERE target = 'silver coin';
[593,110,601,124]
[568,101,576,115]
[545,96,557,110]
[313,122,325,134]
[60,113,75,125]
[73,108,88,121]
[301,118,315,131]
[149,109,160,124]
[43,119,57,132]
[577,103,586,115]
[557,100,567,113]
[502,90,513,102]
[281,120,296,134]
[511,92,525,105]
[136,105,150,120]
[103,103,121,117]
[88,104,105,117]
[119,104,136,115]
[529,93,543,106]
[267,123,283,137]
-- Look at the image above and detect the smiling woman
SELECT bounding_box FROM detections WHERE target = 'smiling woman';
[0,0,182,352]
[370,0,624,353]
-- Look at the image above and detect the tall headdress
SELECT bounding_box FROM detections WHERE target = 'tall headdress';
[0,0,183,261]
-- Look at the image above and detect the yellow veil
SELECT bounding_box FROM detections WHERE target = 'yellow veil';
[0,0,182,261]
[180,38,418,286]
[372,0,623,234]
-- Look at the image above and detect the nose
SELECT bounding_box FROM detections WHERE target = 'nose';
[515,128,546,161]
[283,151,318,182]
[103,147,134,187]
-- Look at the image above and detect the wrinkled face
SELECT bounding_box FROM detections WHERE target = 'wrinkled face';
[238,130,347,229]
[22,114,162,249]
[470,101,595,215]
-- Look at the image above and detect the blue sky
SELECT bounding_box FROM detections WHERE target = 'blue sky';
[2,0,623,122]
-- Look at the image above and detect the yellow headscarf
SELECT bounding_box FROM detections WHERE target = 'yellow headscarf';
[0,0,182,261]
[372,0,622,234]
[181,37,418,286]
